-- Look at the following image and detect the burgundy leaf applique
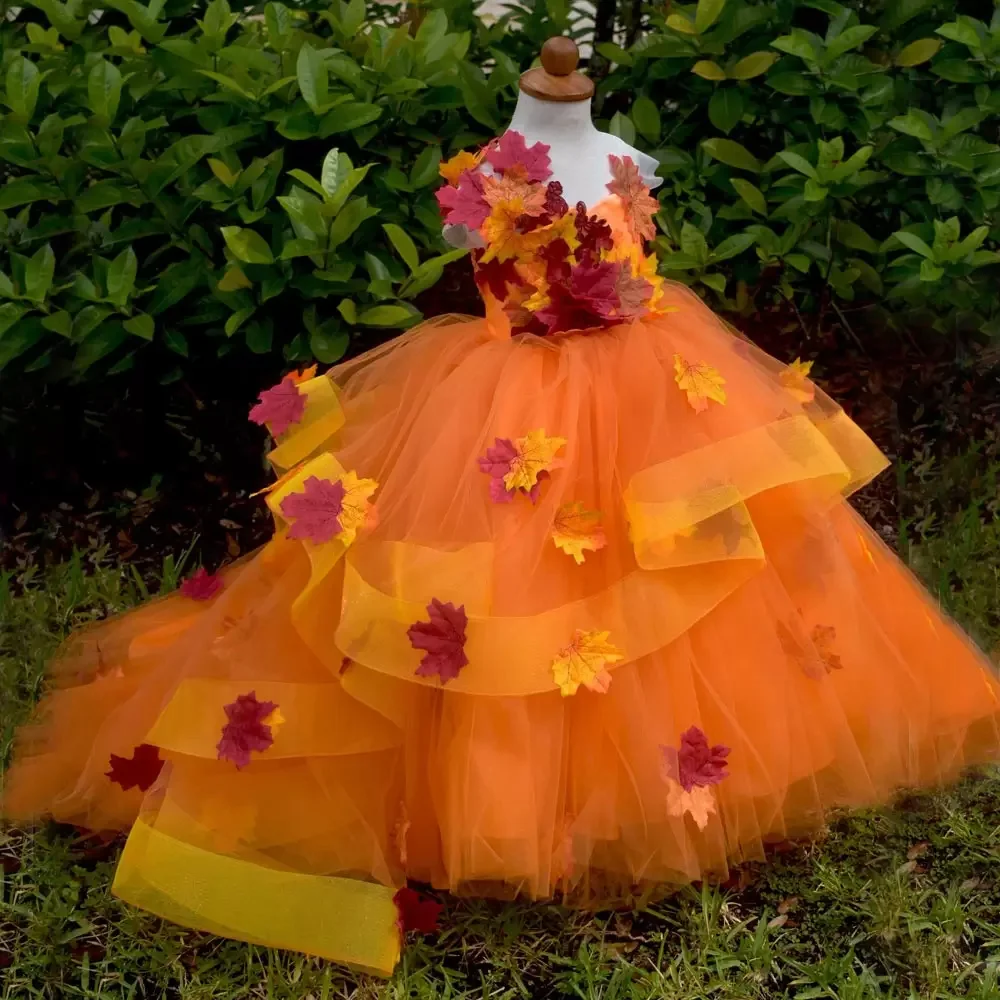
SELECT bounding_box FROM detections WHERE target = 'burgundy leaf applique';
[543,181,569,218]
[217,691,279,769]
[574,202,614,265]
[535,261,621,335]
[106,743,164,792]
[280,476,347,543]
[539,238,573,283]
[394,886,443,934]
[478,437,519,503]
[408,599,469,684]
[249,377,306,436]
[485,131,552,182]
[660,726,731,791]
[179,567,223,601]
[476,256,522,300]
[436,170,489,229]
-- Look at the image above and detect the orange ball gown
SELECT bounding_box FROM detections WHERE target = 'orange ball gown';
[4,132,999,976]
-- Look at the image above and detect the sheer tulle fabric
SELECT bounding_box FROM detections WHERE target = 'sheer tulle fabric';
[5,281,1000,975]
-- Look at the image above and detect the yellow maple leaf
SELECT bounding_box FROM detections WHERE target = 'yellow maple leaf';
[504,429,567,493]
[439,149,481,186]
[779,358,815,403]
[674,355,727,412]
[337,470,379,546]
[551,630,624,697]
[665,781,717,830]
[552,502,607,564]
[263,706,286,736]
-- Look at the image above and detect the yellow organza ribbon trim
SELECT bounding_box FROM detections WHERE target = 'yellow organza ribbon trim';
[268,375,345,473]
[113,817,401,976]
[146,679,401,758]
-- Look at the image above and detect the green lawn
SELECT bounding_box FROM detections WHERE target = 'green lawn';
[2,441,1000,999]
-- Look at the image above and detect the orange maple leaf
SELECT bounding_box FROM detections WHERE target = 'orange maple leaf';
[439,149,481,186]
[779,358,815,403]
[551,630,624,697]
[287,364,318,385]
[607,155,660,243]
[674,355,727,412]
[552,502,606,564]
[665,781,717,829]
[481,168,547,214]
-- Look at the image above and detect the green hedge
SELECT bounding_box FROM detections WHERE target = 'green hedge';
[1,0,999,383]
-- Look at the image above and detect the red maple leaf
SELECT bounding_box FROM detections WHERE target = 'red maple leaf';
[280,476,347,543]
[476,256,521,300]
[539,238,573,283]
[106,743,164,792]
[408,599,469,684]
[574,203,614,265]
[535,261,621,335]
[394,886,443,934]
[217,691,278,769]
[661,726,731,791]
[179,567,223,601]
[435,170,489,229]
[485,130,552,182]
[249,377,305,436]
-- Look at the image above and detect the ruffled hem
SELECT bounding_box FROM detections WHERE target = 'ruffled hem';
[4,285,999,975]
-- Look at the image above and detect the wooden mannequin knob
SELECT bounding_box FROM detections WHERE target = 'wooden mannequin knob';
[540,37,580,77]
[519,36,595,103]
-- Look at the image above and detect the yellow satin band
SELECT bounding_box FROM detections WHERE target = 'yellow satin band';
[146,679,401,758]
[113,817,401,976]
[268,376,345,473]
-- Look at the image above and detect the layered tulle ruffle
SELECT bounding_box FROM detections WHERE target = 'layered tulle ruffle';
[4,283,1000,975]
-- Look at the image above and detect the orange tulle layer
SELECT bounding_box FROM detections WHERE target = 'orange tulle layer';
[4,283,1000,976]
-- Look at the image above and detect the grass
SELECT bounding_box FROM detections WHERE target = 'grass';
[2,441,1000,999]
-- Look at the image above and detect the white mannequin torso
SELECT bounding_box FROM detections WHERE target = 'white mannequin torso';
[443,90,662,249]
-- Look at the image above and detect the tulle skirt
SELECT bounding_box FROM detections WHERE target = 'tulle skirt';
[4,283,999,976]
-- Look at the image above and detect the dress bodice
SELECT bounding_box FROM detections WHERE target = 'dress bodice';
[436,132,671,338]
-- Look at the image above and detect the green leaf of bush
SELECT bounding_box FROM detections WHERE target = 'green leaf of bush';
[221,227,274,264]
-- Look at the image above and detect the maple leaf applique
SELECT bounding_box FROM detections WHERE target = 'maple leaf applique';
[394,886,443,934]
[217,691,280,769]
[607,155,660,243]
[288,364,318,385]
[335,471,379,546]
[179,567,223,601]
[551,630,624,697]
[439,149,481,186]
[408,599,469,684]
[106,743,164,792]
[485,131,552,182]
[504,429,567,495]
[666,782,717,830]
[435,170,489,229]
[478,430,565,503]
[535,260,621,334]
[280,475,347,543]
[779,358,816,404]
[249,376,306,436]
[811,624,844,671]
[552,502,607,564]
[613,265,653,319]
[481,168,548,216]
[660,726,731,791]
[674,355,727,412]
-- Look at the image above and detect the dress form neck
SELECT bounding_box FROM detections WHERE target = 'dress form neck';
[502,90,660,208]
